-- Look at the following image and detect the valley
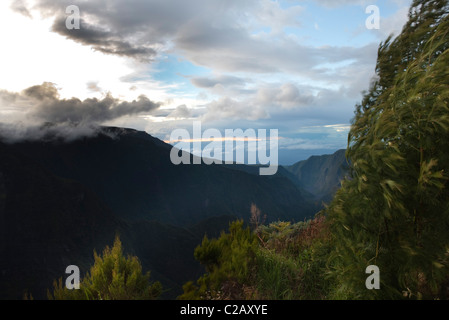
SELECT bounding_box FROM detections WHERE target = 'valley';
[0,126,347,299]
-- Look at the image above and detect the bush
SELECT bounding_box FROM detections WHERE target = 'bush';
[179,220,258,300]
[255,216,334,300]
[48,236,162,300]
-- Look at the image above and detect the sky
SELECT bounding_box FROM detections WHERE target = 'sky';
[0,0,413,164]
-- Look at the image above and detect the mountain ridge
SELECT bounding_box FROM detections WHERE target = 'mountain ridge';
[6,126,317,225]
[284,149,349,203]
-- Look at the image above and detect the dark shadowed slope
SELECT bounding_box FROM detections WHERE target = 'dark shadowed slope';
[0,126,319,299]
[9,127,316,226]
[0,142,123,299]
[284,149,349,203]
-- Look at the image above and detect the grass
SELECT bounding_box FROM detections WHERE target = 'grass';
[250,215,335,300]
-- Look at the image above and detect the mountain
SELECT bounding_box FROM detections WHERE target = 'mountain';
[0,126,318,299]
[0,141,123,299]
[283,149,349,203]
[228,149,350,205]
[8,127,316,225]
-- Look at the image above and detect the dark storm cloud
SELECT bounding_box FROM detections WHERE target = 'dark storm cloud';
[0,83,161,133]
[19,0,380,83]
[52,17,157,61]
[23,82,59,100]
[0,82,161,141]
[26,0,206,61]
[20,82,160,123]
[23,0,370,74]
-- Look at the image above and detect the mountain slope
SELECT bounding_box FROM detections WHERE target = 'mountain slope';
[284,149,349,203]
[0,142,123,299]
[9,127,316,225]
[0,126,319,299]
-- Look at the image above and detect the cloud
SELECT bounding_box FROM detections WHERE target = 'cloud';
[168,104,191,119]
[256,83,315,110]
[0,121,102,143]
[5,0,412,151]
[199,82,316,122]
[23,82,59,100]
[0,82,161,141]
[201,97,269,122]
[87,81,102,93]
[191,75,249,89]
[306,0,373,8]
[22,0,371,75]
[17,0,382,105]
[51,17,157,61]
[378,5,410,39]
[22,0,220,61]
[10,0,32,18]
[195,79,361,127]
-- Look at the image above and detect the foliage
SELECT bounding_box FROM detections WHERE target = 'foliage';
[179,220,258,300]
[325,0,449,299]
[255,248,301,300]
[255,216,334,300]
[181,0,449,301]
[180,215,334,300]
[48,236,162,300]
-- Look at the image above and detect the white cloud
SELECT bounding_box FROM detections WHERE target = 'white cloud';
[378,5,410,38]
[0,0,414,156]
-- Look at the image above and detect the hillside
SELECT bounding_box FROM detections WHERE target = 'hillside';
[223,150,349,206]
[0,142,123,299]
[284,149,349,203]
[0,126,319,299]
[8,127,316,226]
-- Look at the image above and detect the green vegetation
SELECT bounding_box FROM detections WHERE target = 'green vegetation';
[179,215,334,300]
[48,236,162,300]
[326,0,449,299]
[181,0,449,300]
[255,217,333,300]
[179,220,258,300]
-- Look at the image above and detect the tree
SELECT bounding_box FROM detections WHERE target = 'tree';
[179,220,258,300]
[48,236,162,300]
[326,0,449,299]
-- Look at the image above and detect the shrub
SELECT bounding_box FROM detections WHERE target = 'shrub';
[48,236,162,300]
